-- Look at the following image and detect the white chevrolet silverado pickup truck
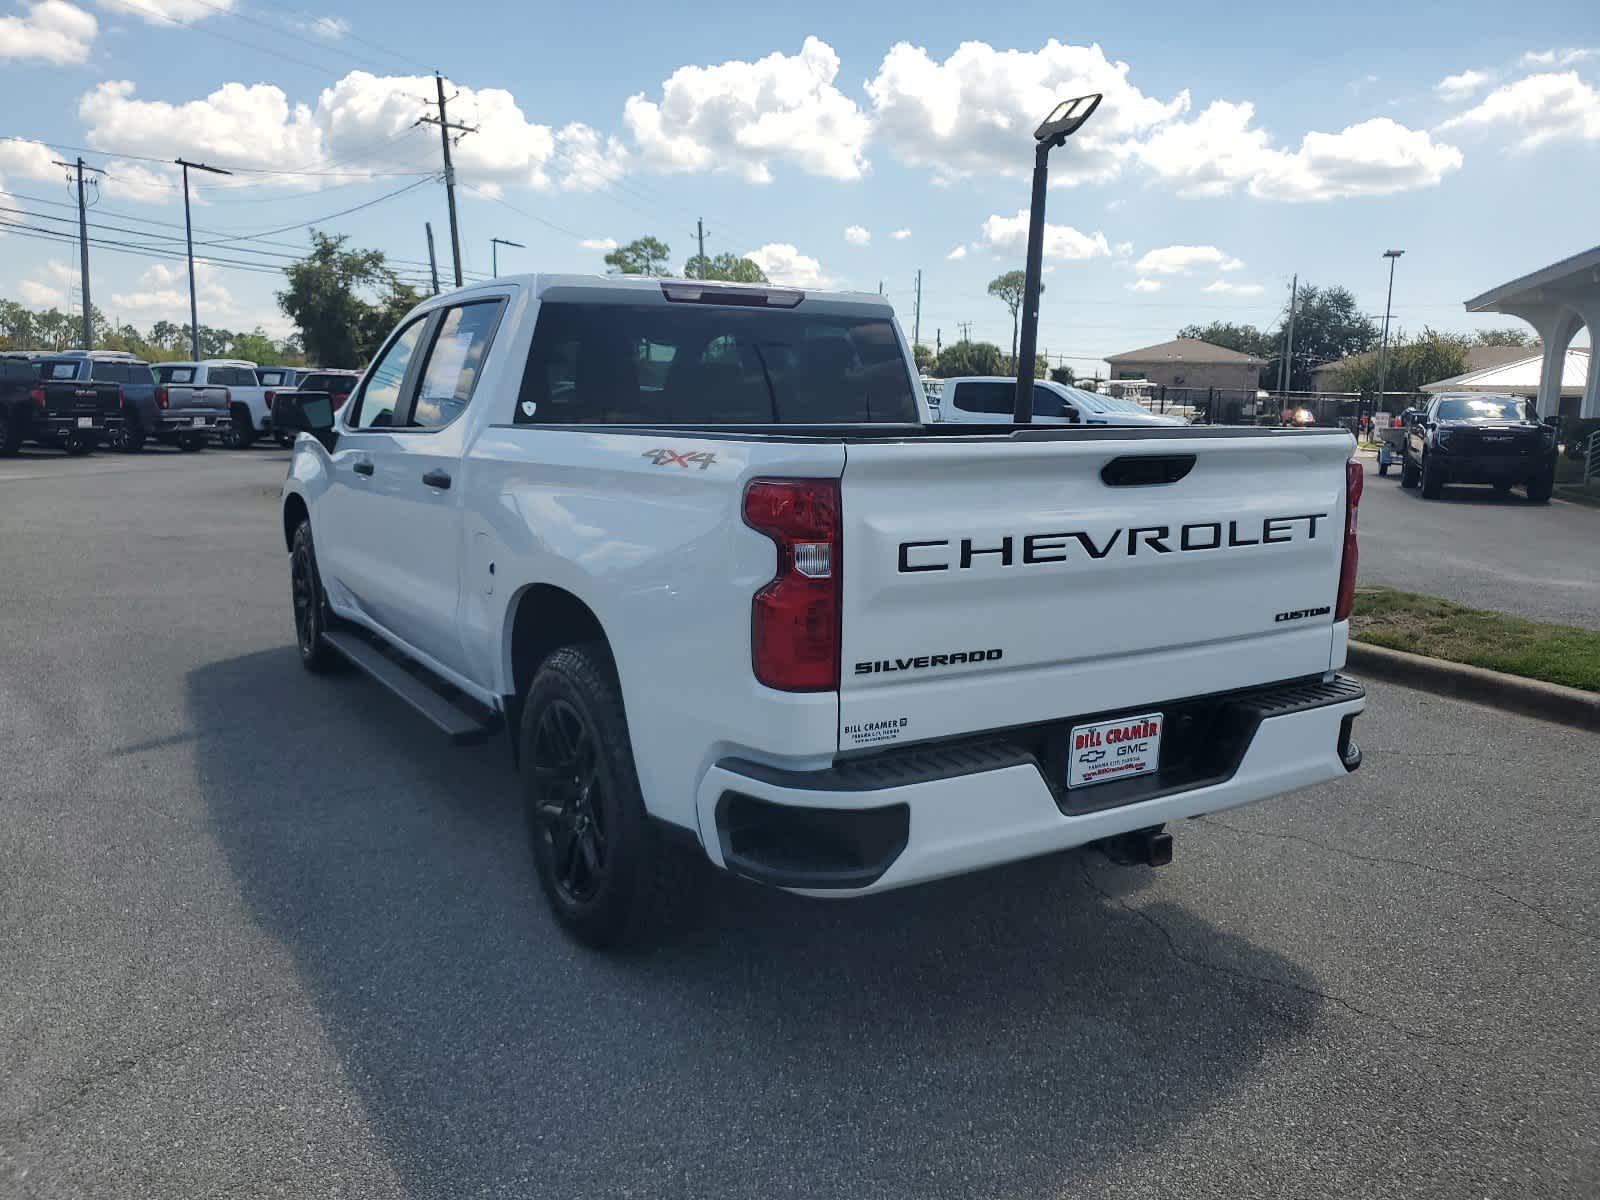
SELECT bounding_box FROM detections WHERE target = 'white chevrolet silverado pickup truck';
[277,274,1367,948]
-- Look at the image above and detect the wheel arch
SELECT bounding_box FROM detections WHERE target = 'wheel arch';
[281,491,309,552]
[502,583,615,755]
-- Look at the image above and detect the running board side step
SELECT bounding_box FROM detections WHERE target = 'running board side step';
[323,631,496,745]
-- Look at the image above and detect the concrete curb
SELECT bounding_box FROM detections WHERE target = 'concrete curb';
[1347,642,1600,734]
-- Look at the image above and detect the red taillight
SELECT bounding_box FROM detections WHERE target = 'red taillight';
[155,387,168,409]
[28,386,45,409]
[264,389,275,405]
[1334,459,1363,622]
[117,386,126,409]
[222,387,232,404]
[743,478,841,692]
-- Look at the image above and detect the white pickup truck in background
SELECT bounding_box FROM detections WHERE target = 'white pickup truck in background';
[278,274,1366,948]
[153,360,271,447]
[938,375,1185,426]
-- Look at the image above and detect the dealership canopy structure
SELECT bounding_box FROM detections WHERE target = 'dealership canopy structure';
[1465,244,1599,418]
[1423,348,1591,398]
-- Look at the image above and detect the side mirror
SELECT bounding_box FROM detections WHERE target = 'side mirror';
[1543,415,1562,431]
[274,391,336,450]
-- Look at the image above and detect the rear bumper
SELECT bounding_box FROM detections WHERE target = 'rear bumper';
[155,412,226,434]
[35,415,118,439]
[696,676,1366,895]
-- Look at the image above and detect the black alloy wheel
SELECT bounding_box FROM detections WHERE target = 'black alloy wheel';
[529,698,610,905]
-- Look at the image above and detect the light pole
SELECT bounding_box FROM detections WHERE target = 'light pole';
[175,159,232,361]
[1013,93,1101,422]
[491,237,525,279]
[1374,249,1404,426]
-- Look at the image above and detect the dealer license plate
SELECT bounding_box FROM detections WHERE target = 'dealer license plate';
[76,417,93,428]
[1067,712,1163,789]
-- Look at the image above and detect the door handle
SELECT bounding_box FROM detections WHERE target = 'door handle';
[422,469,452,490]
[352,460,374,476]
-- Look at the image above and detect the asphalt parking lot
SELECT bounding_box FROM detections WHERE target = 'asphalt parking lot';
[1359,455,1600,629]
[3,447,1599,1199]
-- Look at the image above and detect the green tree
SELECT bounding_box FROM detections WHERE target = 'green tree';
[278,231,413,367]
[230,329,286,365]
[1050,364,1076,385]
[683,252,768,283]
[1176,320,1275,361]
[1274,284,1379,392]
[1335,329,1468,407]
[933,340,1007,378]
[987,270,1039,366]
[1470,327,1534,347]
[912,342,935,372]
[604,236,671,277]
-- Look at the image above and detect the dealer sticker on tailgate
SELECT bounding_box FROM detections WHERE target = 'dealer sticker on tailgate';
[1068,712,1163,789]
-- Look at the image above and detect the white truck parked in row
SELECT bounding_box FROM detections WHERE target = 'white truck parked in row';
[277,275,1367,948]
[153,360,271,447]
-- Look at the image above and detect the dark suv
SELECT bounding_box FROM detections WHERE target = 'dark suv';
[1402,392,1558,503]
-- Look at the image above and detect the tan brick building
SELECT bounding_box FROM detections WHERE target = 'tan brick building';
[1104,338,1265,393]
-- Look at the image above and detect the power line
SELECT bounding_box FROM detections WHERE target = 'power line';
[459,183,587,241]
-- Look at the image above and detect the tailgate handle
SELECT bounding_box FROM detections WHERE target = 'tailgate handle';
[1100,454,1196,487]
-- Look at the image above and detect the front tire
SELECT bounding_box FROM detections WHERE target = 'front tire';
[1526,471,1554,504]
[1420,453,1443,499]
[521,643,697,949]
[290,520,344,674]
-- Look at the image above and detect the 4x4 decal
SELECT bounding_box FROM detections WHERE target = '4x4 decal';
[642,448,717,470]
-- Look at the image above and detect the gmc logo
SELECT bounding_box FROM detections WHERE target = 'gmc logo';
[897,514,1328,573]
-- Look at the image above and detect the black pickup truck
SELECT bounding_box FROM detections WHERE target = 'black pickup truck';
[0,355,122,456]
[1401,392,1559,503]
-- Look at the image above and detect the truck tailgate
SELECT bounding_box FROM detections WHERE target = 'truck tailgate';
[42,381,120,419]
[837,430,1353,751]
[165,384,229,413]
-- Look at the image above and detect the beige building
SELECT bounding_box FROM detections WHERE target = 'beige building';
[1103,338,1265,394]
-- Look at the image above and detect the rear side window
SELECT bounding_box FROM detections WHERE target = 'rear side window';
[156,366,196,384]
[408,301,503,429]
[257,369,288,387]
[952,381,1015,414]
[211,367,258,387]
[43,361,79,380]
[516,301,918,425]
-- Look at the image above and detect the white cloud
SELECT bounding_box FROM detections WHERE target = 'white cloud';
[578,236,617,252]
[17,260,76,308]
[1114,241,1134,257]
[1203,279,1265,296]
[1437,69,1491,99]
[623,37,869,183]
[1133,103,1461,201]
[979,210,1110,260]
[77,72,618,192]
[1520,48,1597,68]
[1133,245,1240,275]
[890,228,910,240]
[95,0,234,23]
[1128,278,1161,293]
[945,244,967,261]
[303,15,347,39]
[843,224,871,245]
[866,39,1187,187]
[0,0,95,64]
[110,261,232,313]
[1250,117,1463,200]
[744,242,828,288]
[1441,71,1600,149]
[0,136,57,179]
[552,122,627,191]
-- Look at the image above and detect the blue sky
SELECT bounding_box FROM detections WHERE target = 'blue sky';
[1,0,1596,371]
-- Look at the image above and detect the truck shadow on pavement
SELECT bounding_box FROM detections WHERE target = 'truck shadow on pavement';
[191,648,1325,1199]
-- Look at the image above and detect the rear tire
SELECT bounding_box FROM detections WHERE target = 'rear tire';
[0,410,22,456]
[290,520,345,674]
[521,643,699,949]
[1420,454,1443,499]
[119,413,147,453]
[1400,456,1420,489]
[64,433,93,457]
[1377,462,1390,477]
[176,433,205,452]
[227,405,257,449]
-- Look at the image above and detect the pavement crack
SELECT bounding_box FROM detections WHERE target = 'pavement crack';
[1076,858,1468,1049]
[1200,818,1595,944]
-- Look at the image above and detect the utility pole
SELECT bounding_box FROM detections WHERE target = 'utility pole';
[912,269,922,350]
[936,328,942,353]
[425,222,440,294]
[52,156,104,348]
[418,71,475,288]
[491,236,525,278]
[1277,273,1299,396]
[695,218,707,278]
[1374,250,1405,425]
[175,159,231,361]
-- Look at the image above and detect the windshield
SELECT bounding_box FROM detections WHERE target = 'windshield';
[517,301,918,425]
[1434,395,1528,421]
